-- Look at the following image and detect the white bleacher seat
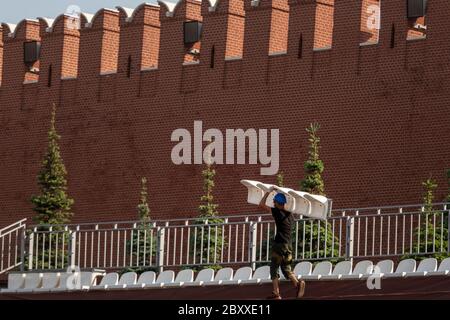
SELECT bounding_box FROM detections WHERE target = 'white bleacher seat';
[108,272,137,289]
[90,272,119,290]
[303,194,330,220]
[241,266,270,284]
[428,258,450,276]
[16,273,43,293]
[50,272,74,292]
[221,266,253,285]
[383,259,416,278]
[186,268,215,286]
[293,262,313,279]
[302,261,332,280]
[241,180,265,205]
[203,267,233,286]
[80,272,99,290]
[404,258,437,277]
[376,259,394,276]
[257,183,278,208]
[33,273,60,292]
[361,259,394,278]
[80,271,97,290]
[340,260,373,280]
[288,191,311,216]
[321,261,352,280]
[126,271,156,289]
[164,269,194,287]
[146,270,175,288]
[1,273,25,293]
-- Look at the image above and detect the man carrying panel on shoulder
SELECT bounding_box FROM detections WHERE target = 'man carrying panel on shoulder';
[259,187,305,299]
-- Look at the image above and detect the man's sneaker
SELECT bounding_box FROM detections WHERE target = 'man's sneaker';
[296,281,305,298]
[267,291,282,300]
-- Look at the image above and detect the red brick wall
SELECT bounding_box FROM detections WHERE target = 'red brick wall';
[0,25,3,86]
[314,0,334,49]
[0,0,449,227]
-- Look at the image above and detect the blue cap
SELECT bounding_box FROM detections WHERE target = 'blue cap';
[274,193,287,205]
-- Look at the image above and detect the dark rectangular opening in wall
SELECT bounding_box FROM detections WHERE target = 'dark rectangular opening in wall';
[390,24,396,48]
[127,56,132,78]
[47,65,53,87]
[23,41,41,65]
[210,45,215,69]
[298,35,303,59]
[407,0,427,18]
[184,21,202,44]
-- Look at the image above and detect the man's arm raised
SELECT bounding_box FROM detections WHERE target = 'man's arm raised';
[258,187,274,213]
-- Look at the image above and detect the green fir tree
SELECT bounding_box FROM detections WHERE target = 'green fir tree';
[31,104,74,225]
[122,177,157,274]
[191,161,224,271]
[300,123,325,195]
[299,123,338,260]
[276,171,285,187]
[29,104,74,269]
[402,178,449,262]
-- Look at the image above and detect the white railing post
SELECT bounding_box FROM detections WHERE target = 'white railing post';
[28,230,35,270]
[20,228,26,272]
[249,221,258,270]
[156,227,165,273]
[447,206,450,255]
[345,216,355,263]
[69,231,77,268]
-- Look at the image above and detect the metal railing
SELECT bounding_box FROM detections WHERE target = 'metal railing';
[1,203,449,273]
[0,219,27,274]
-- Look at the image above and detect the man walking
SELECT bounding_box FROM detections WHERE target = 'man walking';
[259,187,305,299]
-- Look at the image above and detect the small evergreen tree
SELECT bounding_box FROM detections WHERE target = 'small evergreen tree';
[276,171,285,187]
[29,104,74,269]
[403,178,449,262]
[31,104,74,226]
[300,123,325,195]
[422,177,437,213]
[299,123,339,260]
[191,161,224,271]
[123,177,157,274]
[138,177,151,223]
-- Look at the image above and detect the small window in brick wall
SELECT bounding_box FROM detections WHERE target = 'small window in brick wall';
[23,41,41,71]
[184,21,202,63]
[407,0,427,40]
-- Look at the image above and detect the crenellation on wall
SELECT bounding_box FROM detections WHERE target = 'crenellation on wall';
[157,0,202,93]
[424,0,450,64]
[331,0,362,76]
[313,0,334,49]
[286,0,317,81]
[377,1,409,78]
[1,20,40,91]
[199,0,245,91]
[1,1,449,226]
[0,0,439,91]
[77,9,120,81]
[116,4,161,101]
[242,0,289,85]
